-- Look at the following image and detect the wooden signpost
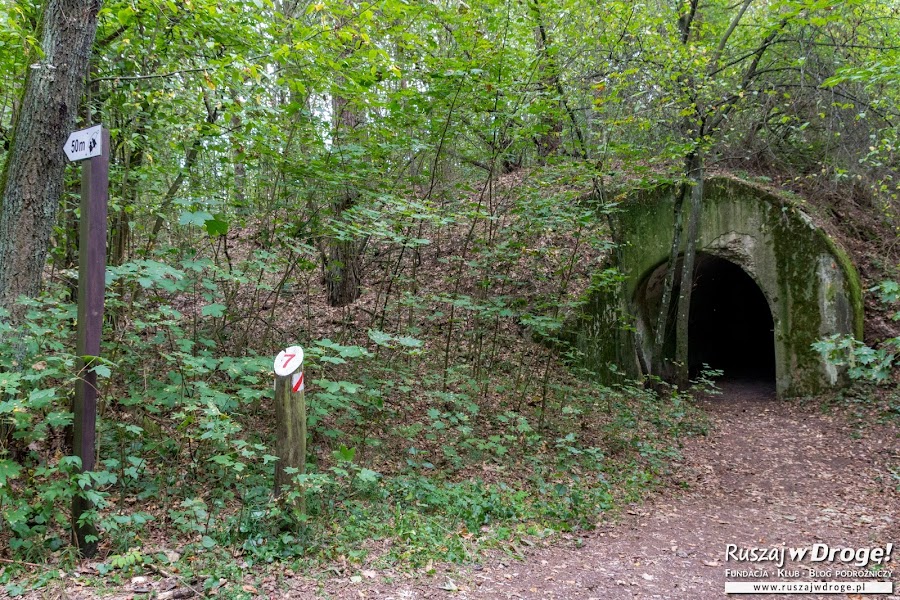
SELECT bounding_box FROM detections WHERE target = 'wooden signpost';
[273,346,306,511]
[65,124,108,557]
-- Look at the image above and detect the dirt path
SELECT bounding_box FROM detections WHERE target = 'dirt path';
[291,381,899,599]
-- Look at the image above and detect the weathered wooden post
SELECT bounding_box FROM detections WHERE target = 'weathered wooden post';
[273,346,306,511]
[65,125,108,558]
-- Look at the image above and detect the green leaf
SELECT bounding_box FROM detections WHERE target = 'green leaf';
[210,454,235,467]
[204,216,229,236]
[201,303,226,317]
[46,411,73,427]
[319,356,347,365]
[90,470,118,485]
[179,210,214,227]
[395,335,423,348]
[0,373,22,392]
[27,387,57,408]
[357,468,380,483]
[368,329,393,346]
[0,459,22,487]
[333,445,356,463]
[92,365,112,378]
[116,6,135,25]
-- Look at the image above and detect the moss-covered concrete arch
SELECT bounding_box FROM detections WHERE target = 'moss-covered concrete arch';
[574,176,863,398]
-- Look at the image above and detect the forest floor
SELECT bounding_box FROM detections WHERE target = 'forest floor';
[32,379,899,600]
[270,380,900,600]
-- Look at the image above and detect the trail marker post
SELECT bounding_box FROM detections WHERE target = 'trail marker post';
[273,346,306,511]
[66,124,108,558]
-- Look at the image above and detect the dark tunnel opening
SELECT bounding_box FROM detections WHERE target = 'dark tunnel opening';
[637,252,777,386]
[685,254,776,382]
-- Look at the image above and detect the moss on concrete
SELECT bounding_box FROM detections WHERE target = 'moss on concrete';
[574,176,865,397]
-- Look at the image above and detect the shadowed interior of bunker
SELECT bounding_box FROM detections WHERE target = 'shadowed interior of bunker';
[636,251,776,383]
[686,254,775,380]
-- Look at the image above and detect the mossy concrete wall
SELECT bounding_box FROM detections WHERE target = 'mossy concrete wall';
[573,177,864,397]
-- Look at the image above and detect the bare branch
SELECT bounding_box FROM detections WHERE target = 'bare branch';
[709,0,754,75]
[679,0,700,44]
[708,17,790,131]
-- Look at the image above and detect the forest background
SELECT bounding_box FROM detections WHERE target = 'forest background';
[0,0,898,596]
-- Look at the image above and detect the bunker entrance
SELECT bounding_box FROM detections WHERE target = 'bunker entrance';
[687,255,775,381]
[638,253,776,384]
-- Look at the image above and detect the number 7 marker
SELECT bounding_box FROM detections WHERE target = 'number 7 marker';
[274,346,304,377]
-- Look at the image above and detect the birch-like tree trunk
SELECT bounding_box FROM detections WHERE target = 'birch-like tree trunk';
[654,0,764,384]
[673,153,704,384]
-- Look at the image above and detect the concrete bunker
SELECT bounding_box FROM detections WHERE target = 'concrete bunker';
[572,177,864,398]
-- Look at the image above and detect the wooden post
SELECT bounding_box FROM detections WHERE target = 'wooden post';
[71,126,108,558]
[273,348,306,512]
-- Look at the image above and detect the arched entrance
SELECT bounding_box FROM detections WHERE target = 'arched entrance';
[634,252,776,385]
[687,254,775,381]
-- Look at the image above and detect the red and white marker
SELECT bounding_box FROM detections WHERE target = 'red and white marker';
[274,345,303,377]
[291,371,304,392]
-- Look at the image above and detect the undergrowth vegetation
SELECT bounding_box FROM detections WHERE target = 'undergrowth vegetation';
[0,168,709,595]
[816,280,900,432]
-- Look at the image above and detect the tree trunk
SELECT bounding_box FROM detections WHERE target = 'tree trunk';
[655,0,786,385]
[652,0,700,379]
[529,0,587,161]
[653,174,689,367]
[325,182,361,307]
[227,85,248,215]
[0,0,102,315]
[673,152,704,385]
[325,88,363,307]
[530,1,562,160]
